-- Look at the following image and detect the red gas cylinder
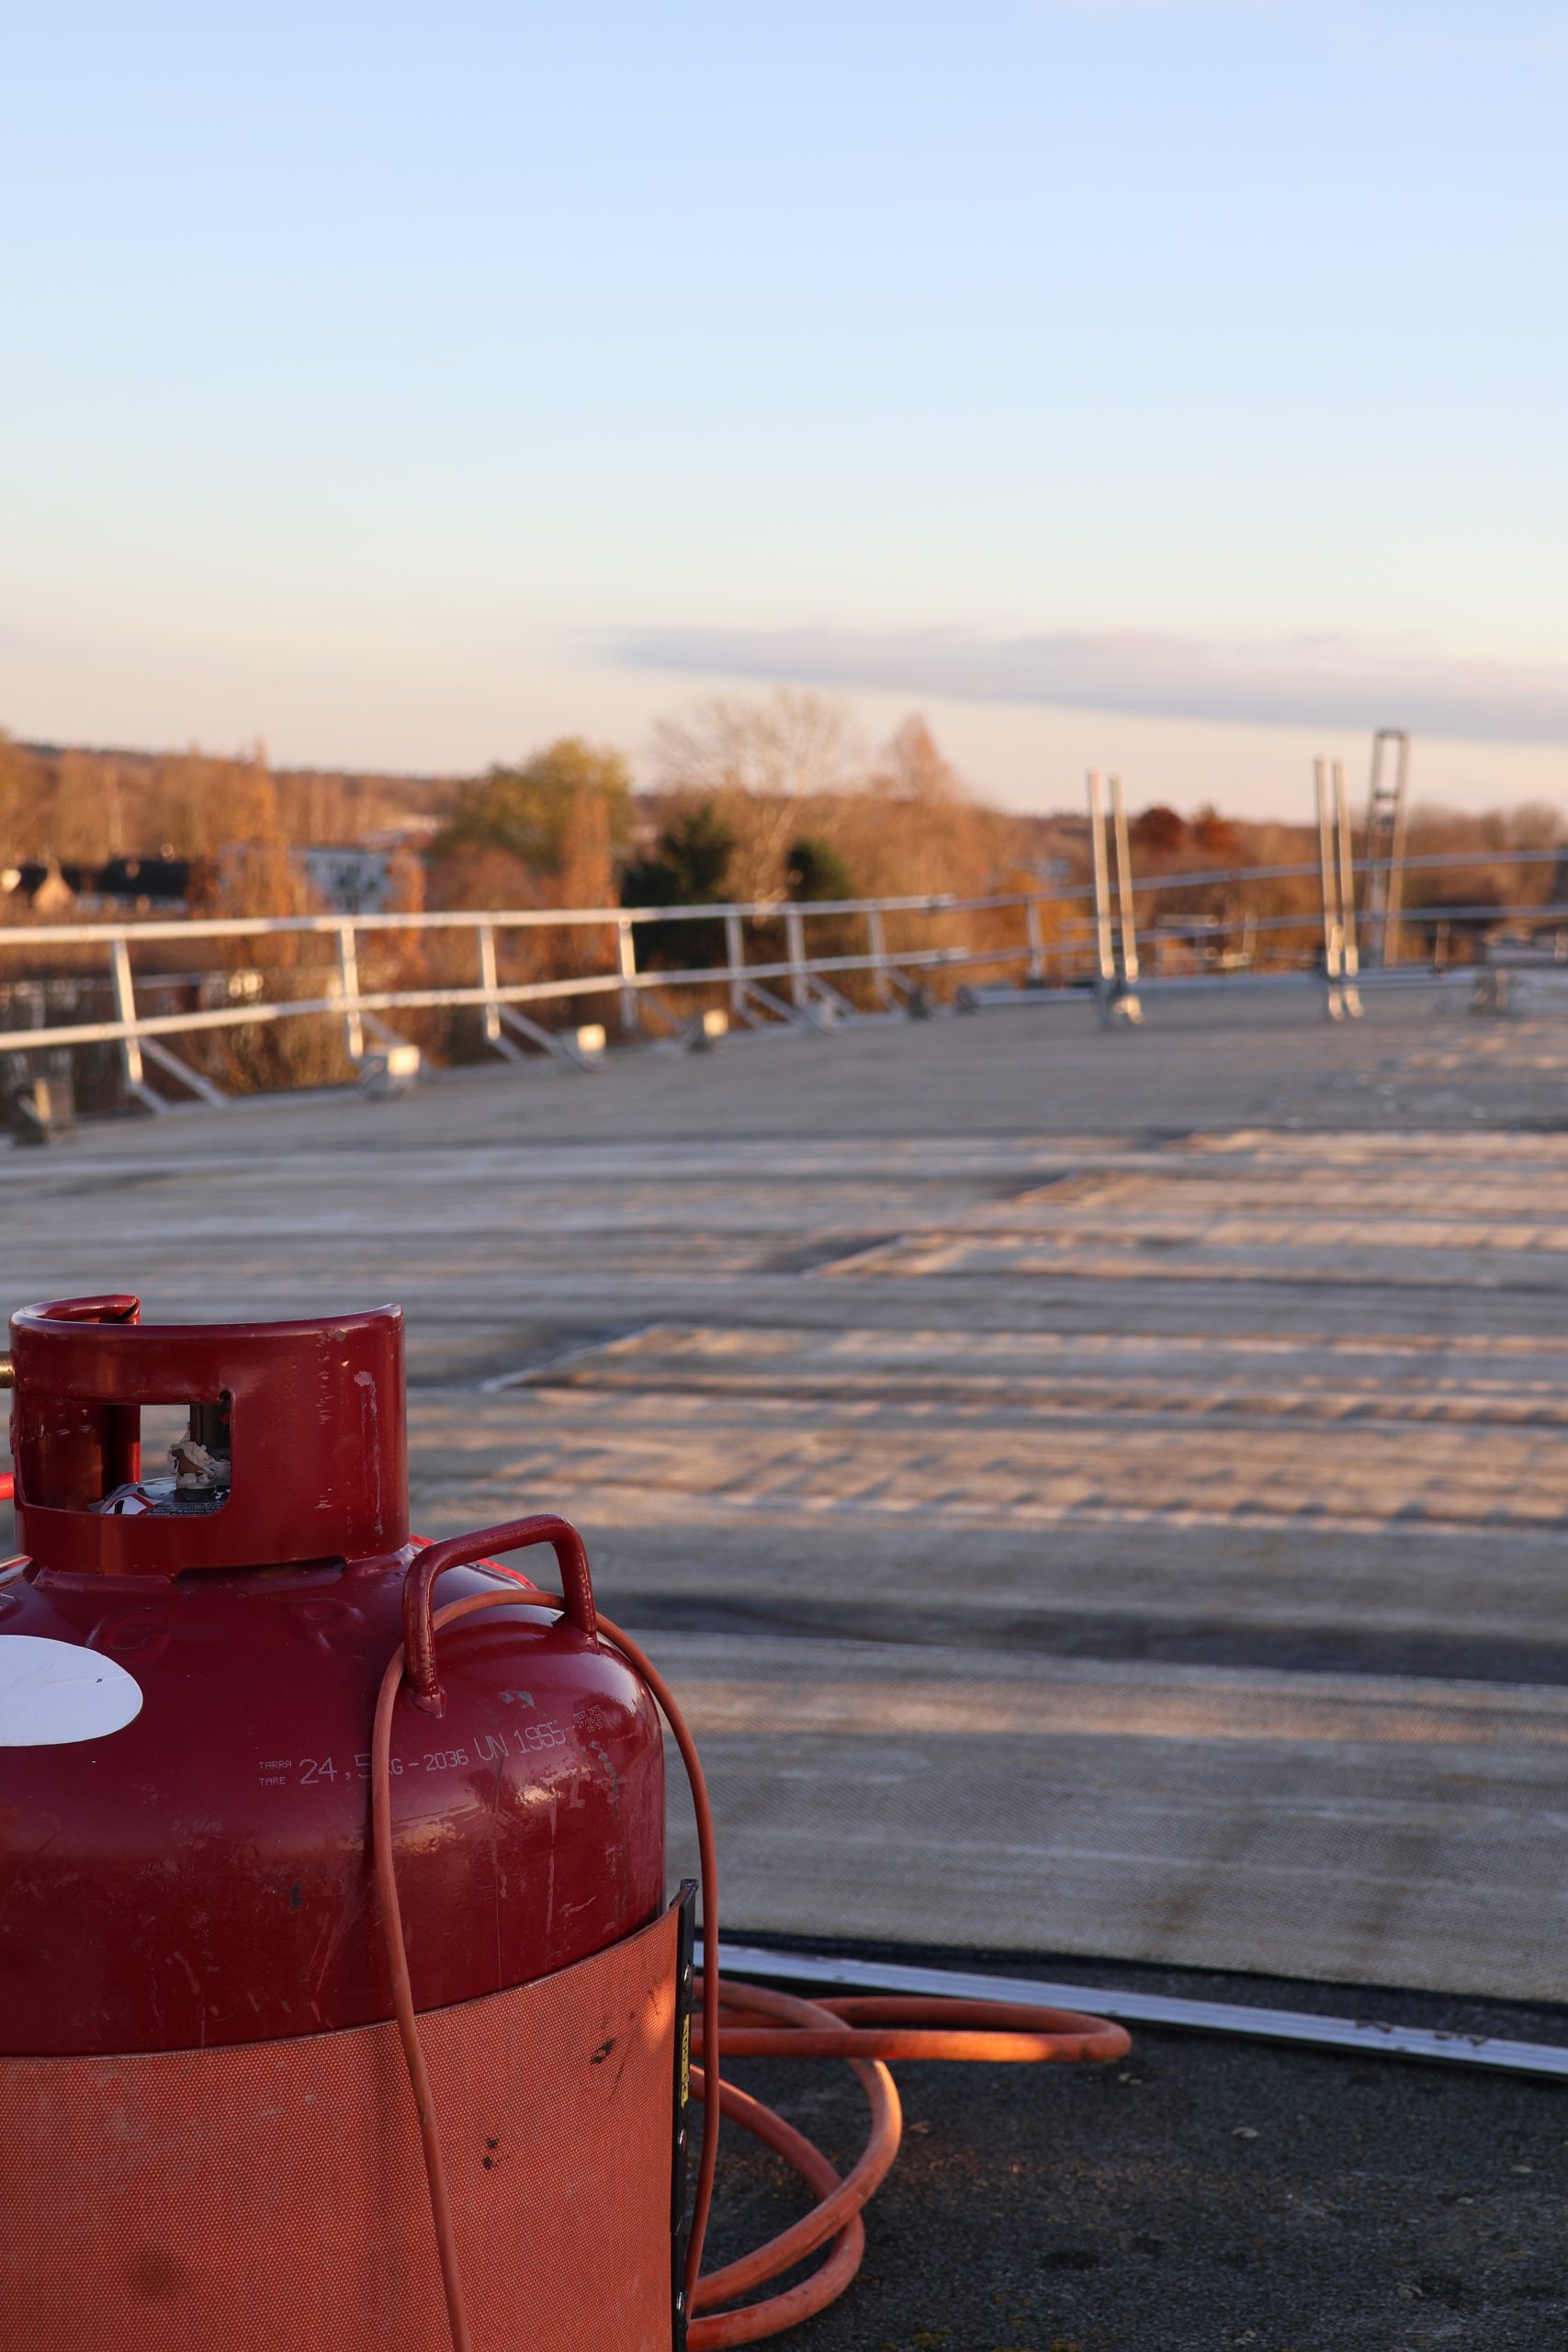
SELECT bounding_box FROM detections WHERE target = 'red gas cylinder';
[0,1295,686,2351]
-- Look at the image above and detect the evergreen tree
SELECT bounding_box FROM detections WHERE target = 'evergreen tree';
[619,800,735,968]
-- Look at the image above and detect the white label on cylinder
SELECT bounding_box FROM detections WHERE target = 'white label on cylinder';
[0,1636,144,1746]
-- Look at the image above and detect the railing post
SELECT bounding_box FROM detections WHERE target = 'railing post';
[1024,897,1045,984]
[1314,757,1345,1021]
[868,906,894,1006]
[476,921,529,1062]
[1087,772,1116,1024]
[725,911,746,1015]
[336,923,365,1062]
[615,916,640,1037]
[1109,775,1143,1021]
[1334,761,1364,1019]
[110,935,154,1110]
[1384,731,1411,967]
[478,922,502,1051]
[785,905,808,1012]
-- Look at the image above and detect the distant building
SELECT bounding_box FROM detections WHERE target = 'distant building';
[297,845,398,915]
[0,857,192,916]
[83,856,193,914]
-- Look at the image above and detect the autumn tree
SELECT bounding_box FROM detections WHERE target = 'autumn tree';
[50,752,116,864]
[546,783,619,978]
[0,733,44,858]
[1131,805,1186,855]
[1192,804,1239,857]
[849,717,1013,897]
[553,785,615,911]
[142,748,277,858]
[432,739,635,876]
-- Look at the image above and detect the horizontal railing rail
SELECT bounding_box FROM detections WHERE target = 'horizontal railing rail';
[0,948,977,1057]
[4,844,1562,953]
[0,889,976,949]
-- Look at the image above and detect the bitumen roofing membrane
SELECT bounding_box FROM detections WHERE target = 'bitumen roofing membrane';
[705,1938,1568,2352]
[8,995,1568,2347]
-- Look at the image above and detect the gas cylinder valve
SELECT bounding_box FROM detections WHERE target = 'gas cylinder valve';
[96,1398,233,1514]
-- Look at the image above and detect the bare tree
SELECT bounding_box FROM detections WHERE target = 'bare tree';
[0,732,39,859]
[649,688,864,900]
[871,716,967,808]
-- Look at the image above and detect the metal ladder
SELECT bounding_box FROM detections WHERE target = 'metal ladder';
[1360,729,1411,968]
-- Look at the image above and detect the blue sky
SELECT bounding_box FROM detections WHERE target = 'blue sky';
[4,2,1565,815]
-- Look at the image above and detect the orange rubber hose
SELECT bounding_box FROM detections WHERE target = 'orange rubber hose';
[684,1979,1128,2346]
[688,2063,870,2348]
[710,1995,1130,2064]
[371,1617,477,2352]
[372,1581,1130,2351]
[691,1979,901,2316]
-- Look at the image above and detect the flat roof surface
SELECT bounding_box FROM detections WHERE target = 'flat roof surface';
[7,989,1568,1997]
[6,985,1568,2342]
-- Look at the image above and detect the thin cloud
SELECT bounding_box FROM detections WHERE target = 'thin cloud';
[612,625,1568,746]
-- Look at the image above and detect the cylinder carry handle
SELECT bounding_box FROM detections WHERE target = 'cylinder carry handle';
[401,1512,597,1713]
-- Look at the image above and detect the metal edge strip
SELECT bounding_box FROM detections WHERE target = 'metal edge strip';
[705,1940,1568,2081]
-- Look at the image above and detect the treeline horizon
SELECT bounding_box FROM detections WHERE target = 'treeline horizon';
[3,693,1562,933]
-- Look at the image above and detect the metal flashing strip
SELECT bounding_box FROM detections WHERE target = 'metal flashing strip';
[475,1323,663,1393]
[706,1941,1568,2082]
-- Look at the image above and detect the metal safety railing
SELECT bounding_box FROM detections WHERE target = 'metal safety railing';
[0,892,1046,1111]
[1059,762,1567,1029]
[1,768,1563,1109]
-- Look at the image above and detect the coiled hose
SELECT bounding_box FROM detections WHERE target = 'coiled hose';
[374,1555,1130,2350]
